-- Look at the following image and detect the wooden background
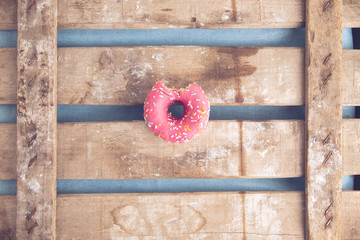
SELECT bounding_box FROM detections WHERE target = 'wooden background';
[0,0,359,239]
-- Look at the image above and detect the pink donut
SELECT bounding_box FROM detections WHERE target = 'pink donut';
[144,81,210,143]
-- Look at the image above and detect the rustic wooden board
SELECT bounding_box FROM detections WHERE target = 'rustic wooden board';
[0,195,16,239]
[1,120,360,180]
[342,50,360,105]
[343,0,360,28]
[1,47,360,106]
[343,119,360,176]
[342,191,360,239]
[56,192,305,239]
[0,48,17,104]
[0,123,16,180]
[16,0,58,239]
[1,0,360,29]
[0,0,17,30]
[1,192,360,239]
[305,0,343,239]
[56,121,305,179]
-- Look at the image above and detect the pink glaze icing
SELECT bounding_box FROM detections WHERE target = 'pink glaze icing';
[144,81,210,143]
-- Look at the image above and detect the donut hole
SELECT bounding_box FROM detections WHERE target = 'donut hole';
[168,101,184,118]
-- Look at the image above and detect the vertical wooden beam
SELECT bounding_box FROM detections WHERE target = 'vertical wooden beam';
[305,0,342,239]
[16,0,57,239]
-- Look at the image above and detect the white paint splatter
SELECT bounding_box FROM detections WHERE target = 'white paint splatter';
[225,88,236,101]
[221,13,230,22]
[27,179,41,193]
[245,194,282,234]
[151,53,163,62]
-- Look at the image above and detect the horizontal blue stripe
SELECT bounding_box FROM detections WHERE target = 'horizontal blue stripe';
[0,105,357,123]
[0,28,354,48]
[0,176,354,195]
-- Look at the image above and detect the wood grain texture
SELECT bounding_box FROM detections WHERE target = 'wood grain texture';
[57,47,303,106]
[343,119,360,176]
[305,0,343,239]
[1,192,360,239]
[1,120,360,180]
[56,192,305,239]
[0,0,17,30]
[0,124,16,180]
[1,0,360,29]
[57,0,305,29]
[56,121,304,179]
[0,48,17,104]
[341,191,360,239]
[1,47,360,106]
[16,0,57,239]
[0,195,16,239]
[343,0,360,28]
[342,50,360,105]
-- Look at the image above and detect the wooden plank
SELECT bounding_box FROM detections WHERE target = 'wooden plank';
[1,47,360,106]
[341,191,360,239]
[305,0,343,239]
[57,0,305,29]
[16,0,57,239]
[0,124,16,180]
[1,120,360,180]
[343,0,360,28]
[56,192,305,239]
[56,47,304,106]
[0,195,16,239]
[343,119,360,176]
[343,50,360,105]
[1,0,360,30]
[0,0,17,30]
[56,121,304,179]
[0,48,17,104]
[1,192,360,239]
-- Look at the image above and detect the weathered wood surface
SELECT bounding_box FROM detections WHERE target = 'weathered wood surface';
[57,0,306,29]
[1,192,360,239]
[0,0,17,30]
[0,123,16,180]
[57,47,305,106]
[1,120,360,180]
[343,50,360,105]
[1,47,360,106]
[0,195,16,239]
[305,0,343,239]
[1,0,360,30]
[0,48,17,104]
[343,119,360,176]
[16,0,58,239]
[56,192,305,239]
[56,121,304,179]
